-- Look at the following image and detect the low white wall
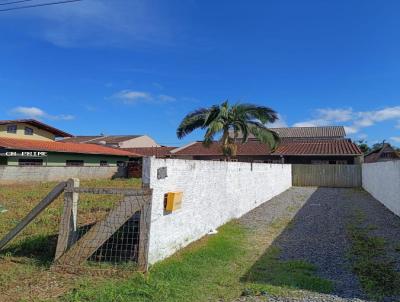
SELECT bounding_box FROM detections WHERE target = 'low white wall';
[0,166,126,183]
[142,157,292,264]
[362,161,400,216]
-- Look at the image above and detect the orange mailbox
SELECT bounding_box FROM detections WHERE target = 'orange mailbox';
[164,192,183,212]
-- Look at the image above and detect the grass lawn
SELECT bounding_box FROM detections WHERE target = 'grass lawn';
[1,180,332,302]
[63,217,332,301]
[0,178,142,301]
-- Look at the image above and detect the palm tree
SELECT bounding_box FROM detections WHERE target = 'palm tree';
[177,101,280,159]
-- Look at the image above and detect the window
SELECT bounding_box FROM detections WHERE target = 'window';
[6,124,17,133]
[382,152,395,158]
[117,161,126,167]
[18,159,43,166]
[24,127,33,135]
[100,160,108,166]
[336,160,348,165]
[66,160,84,167]
[0,157,7,165]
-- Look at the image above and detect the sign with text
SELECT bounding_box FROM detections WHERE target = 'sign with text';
[0,151,48,157]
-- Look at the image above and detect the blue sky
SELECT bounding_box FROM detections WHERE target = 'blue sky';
[0,0,399,147]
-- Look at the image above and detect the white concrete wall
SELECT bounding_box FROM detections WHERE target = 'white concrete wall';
[0,166,126,183]
[143,157,292,264]
[362,161,400,216]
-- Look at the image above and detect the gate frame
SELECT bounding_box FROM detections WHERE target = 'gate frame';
[54,178,152,271]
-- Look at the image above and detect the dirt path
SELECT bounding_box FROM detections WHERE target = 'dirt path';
[236,187,400,302]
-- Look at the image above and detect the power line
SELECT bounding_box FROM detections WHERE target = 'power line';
[0,0,35,6]
[0,0,82,12]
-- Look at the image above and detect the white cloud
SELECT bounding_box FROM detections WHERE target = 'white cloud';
[10,106,74,121]
[293,106,400,135]
[316,108,353,122]
[293,120,326,127]
[112,90,152,104]
[6,0,174,48]
[390,136,400,143]
[158,94,176,102]
[12,107,45,119]
[111,90,177,105]
[293,108,353,128]
[344,126,358,135]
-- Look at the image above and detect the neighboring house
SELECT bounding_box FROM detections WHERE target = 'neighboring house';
[0,119,137,166]
[60,135,159,148]
[171,126,363,164]
[364,143,400,163]
[122,146,176,158]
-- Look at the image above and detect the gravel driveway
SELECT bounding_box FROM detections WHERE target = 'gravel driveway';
[236,187,400,302]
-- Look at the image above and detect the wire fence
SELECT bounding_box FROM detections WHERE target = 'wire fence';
[53,180,152,273]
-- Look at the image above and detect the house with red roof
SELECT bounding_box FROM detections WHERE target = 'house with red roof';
[0,119,138,167]
[170,126,363,165]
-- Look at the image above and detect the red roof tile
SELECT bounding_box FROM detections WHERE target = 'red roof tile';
[0,137,138,157]
[172,139,362,156]
[122,147,176,157]
[273,140,362,155]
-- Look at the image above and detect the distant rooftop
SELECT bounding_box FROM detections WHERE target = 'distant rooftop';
[271,126,346,138]
[172,139,362,157]
[0,119,73,138]
[122,146,177,157]
[61,135,143,144]
[229,126,346,140]
[0,137,138,157]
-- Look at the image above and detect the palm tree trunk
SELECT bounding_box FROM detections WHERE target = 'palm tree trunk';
[221,129,230,161]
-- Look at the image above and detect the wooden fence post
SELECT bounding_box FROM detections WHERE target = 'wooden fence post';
[137,193,152,272]
[54,178,79,260]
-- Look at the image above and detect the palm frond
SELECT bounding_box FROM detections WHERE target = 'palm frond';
[248,122,280,150]
[177,108,209,139]
[236,103,278,124]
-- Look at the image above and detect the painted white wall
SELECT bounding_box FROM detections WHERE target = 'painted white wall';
[142,157,292,264]
[0,166,125,183]
[362,161,400,216]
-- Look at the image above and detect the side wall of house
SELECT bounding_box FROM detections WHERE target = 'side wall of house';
[0,123,55,141]
[143,157,292,264]
[362,161,400,216]
[119,135,160,148]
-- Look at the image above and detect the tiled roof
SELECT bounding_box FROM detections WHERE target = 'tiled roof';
[273,140,362,155]
[0,137,137,157]
[230,126,346,139]
[59,136,100,143]
[173,139,362,156]
[122,146,177,157]
[0,119,72,137]
[61,135,142,144]
[271,126,346,138]
[364,144,400,163]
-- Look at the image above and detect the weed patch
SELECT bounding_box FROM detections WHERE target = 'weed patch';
[347,211,400,300]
